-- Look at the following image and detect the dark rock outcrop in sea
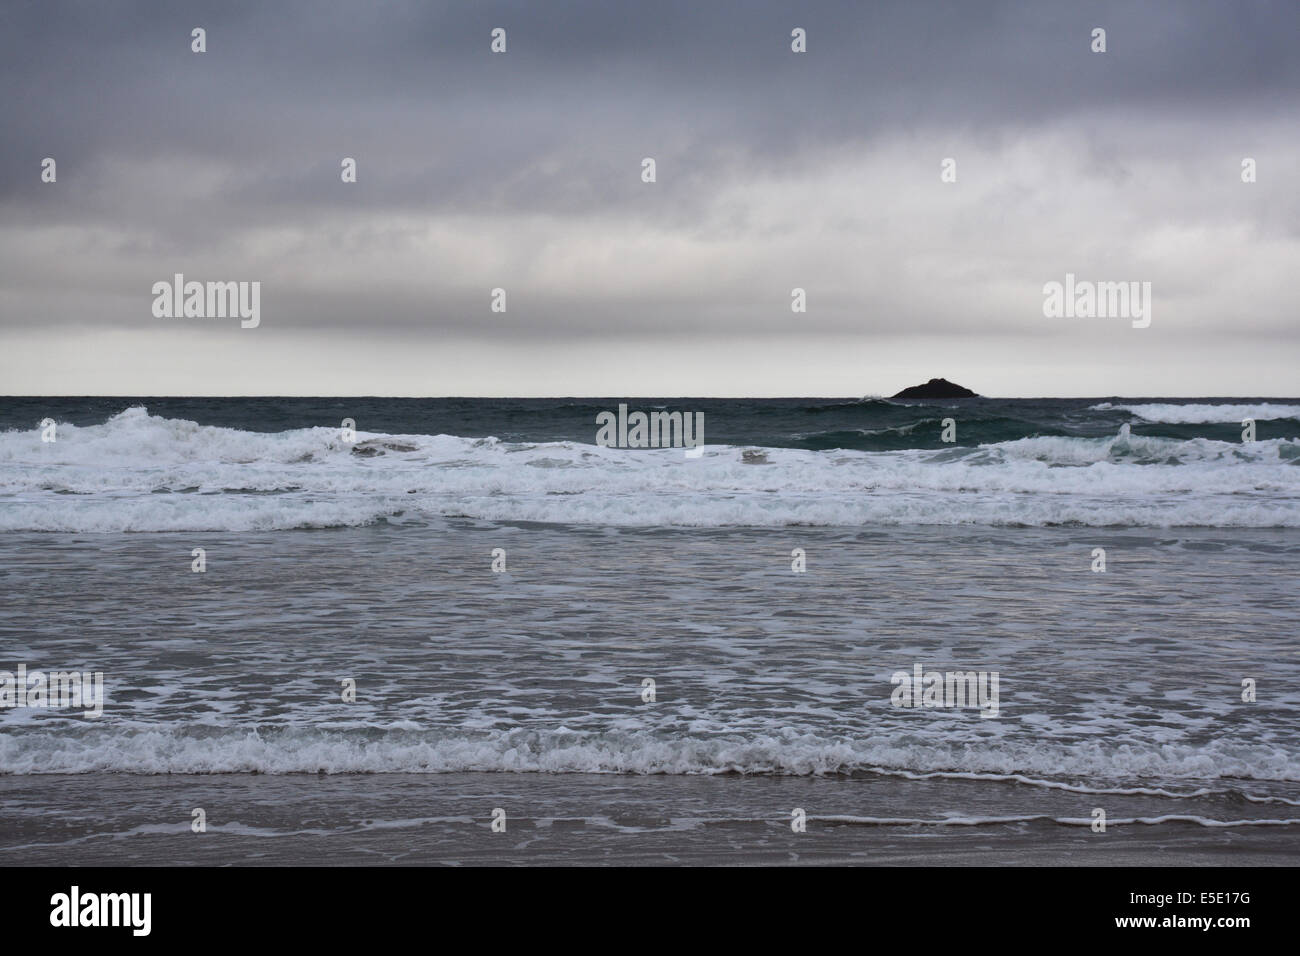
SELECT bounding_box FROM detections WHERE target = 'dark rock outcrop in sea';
[891,378,980,399]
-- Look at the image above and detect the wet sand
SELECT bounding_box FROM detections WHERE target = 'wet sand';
[3,772,1295,866]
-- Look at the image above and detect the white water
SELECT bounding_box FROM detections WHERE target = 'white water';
[1092,402,1300,424]
[3,725,1297,781]
[1,407,1297,530]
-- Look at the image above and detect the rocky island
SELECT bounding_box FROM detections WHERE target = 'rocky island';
[891,378,980,399]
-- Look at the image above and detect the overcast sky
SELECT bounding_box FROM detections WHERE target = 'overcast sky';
[1,0,1296,396]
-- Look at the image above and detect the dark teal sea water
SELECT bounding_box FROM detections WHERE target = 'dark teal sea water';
[4,395,1300,449]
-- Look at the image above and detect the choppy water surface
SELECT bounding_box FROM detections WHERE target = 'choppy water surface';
[1,397,1297,862]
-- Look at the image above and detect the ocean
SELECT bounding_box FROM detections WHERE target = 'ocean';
[1,396,1297,864]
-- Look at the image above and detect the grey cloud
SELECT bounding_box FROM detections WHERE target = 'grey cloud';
[0,0,1296,394]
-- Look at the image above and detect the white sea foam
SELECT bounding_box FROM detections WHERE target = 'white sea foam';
[871,768,1300,803]
[1,726,1296,780]
[810,813,1300,828]
[1,407,1296,531]
[1092,402,1300,424]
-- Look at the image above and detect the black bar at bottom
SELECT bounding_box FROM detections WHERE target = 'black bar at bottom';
[0,865,1284,942]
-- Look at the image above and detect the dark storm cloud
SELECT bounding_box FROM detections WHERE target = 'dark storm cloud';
[3,0,1295,213]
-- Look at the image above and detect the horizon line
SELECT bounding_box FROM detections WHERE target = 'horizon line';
[4,393,1300,401]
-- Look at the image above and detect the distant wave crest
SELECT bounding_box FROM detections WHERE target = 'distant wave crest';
[1092,402,1300,424]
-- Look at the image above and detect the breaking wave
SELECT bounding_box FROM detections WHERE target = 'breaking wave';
[1092,402,1300,424]
[2,725,1298,781]
[1,407,1296,531]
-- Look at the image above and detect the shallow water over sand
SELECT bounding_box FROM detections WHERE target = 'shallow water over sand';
[2,522,1297,863]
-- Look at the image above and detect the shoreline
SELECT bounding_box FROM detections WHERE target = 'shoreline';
[3,771,1296,866]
